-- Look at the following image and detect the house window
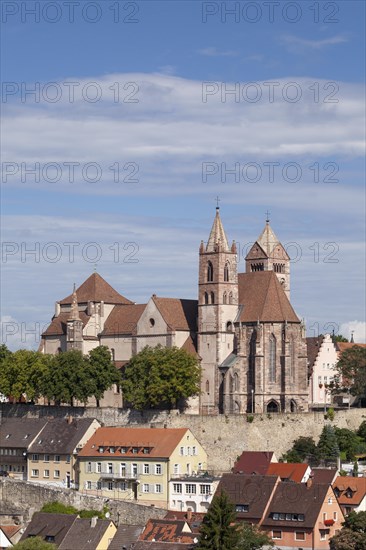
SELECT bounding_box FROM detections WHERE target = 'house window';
[54,470,60,478]
[236,504,249,513]
[44,454,50,462]
[66,455,70,463]
[272,531,282,540]
[155,484,162,493]
[132,448,138,454]
[187,446,191,456]
[320,530,327,541]
[120,463,126,476]
[173,483,182,494]
[180,447,184,456]
[207,261,213,282]
[328,497,333,504]
[97,481,102,490]
[87,462,92,473]
[54,455,60,463]
[200,485,211,495]
[144,464,150,474]
[120,482,127,491]
[97,462,101,473]
[86,481,92,490]
[98,446,104,453]
[31,469,39,477]
[333,512,338,520]
[192,446,197,456]
[143,448,150,454]
[295,532,305,541]
[155,464,162,475]
[110,447,115,454]
[120,447,126,454]
[108,463,113,474]
[174,464,180,475]
[185,484,196,494]
[31,454,39,461]
[228,291,233,304]
[132,464,138,477]
[142,484,149,493]
[107,482,113,491]
[43,469,50,478]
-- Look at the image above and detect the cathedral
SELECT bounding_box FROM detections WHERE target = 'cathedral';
[40,208,309,414]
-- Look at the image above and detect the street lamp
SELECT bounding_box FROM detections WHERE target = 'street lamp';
[251,389,254,414]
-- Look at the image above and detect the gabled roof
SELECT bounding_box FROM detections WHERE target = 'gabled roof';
[20,513,77,546]
[267,463,309,483]
[181,335,199,357]
[336,342,366,354]
[101,304,146,335]
[152,297,197,332]
[0,418,48,448]
[306,336,324,371]
[333,476,366,505]
[311,468,338,485]
[206,208,230,252]
[42,311,90,336]
[140,519,194,544]
[108,524,144,550]
[262,483,333,529]
[233,451,275,475]
[78,427,189,458]
[28,418,97,454]
[238,271,299,322]
[59,518,115,550]
[59,273,133,305]
[0,525,21,540]
[218,474,279,522]
[256,222,289,259]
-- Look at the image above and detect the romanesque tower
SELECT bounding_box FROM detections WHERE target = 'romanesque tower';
[245,217,291,299]
[198,207,238,414]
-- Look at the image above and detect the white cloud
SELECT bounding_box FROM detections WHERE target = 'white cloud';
[339,321,366,343]
[197,47,238,57]
[281,34,348,50]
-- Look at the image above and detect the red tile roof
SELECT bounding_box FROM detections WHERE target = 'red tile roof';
[237,272,299,322]
[336,342,366,354]
[59,273,133,305]
[333,476,366,506]
[233,451,275,475]
[306,336,324,372]
[102,304,146,335]
[267,463,309,483]
[0,525,21,539]
[164,512,204,533]
[139,519,195,544]
[152,297,197,332]
[78,427,188,458]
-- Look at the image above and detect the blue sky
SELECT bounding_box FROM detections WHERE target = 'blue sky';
[1,0,365,349]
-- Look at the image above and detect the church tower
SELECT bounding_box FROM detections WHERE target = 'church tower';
[245,216,291,298]
[66,285,83,351]
[198,206,238,414]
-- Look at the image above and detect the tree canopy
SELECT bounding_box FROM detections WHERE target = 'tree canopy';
[12,537,56,549]
[121,345,201,410]
[331,346,366,399]
[330,511,366,550]
[196,490,240,550]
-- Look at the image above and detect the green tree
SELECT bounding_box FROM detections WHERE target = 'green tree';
[333,335,349,342]
[332,346,366,398]
[0,350,49,402]
[12,537,56,549]
[0,344,11,363]
[196,491,240,550]
[357,421,366,442]
[317,425,340,461]
[121,345,201,411]
[335,428,360,461]
[236,522,274,550]
[282,436,318,463]
[87,346,121,407]
[40,501,78,514]
[330,511,366,550]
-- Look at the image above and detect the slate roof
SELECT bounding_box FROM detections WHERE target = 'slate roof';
[140,518,195,544]
[233,451,275,475]
[59,273,133,305]
[333,476,366,506]
[78,427,188,458]
[152,297,198,332]
[108,524,144,550]
[0,418,47,448]
[266,463,309,483]
[311,468,338,485]
[262,482,331,529]
[58,518,114,550]
[20,512,77,546]
[237,271,299,323]
[27,417,96,454]
[218,474,279,522]
[42,311,90,336]
[101,304,146,335]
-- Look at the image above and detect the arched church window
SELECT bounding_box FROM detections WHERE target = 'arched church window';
[226,321,233,332]
[228,292,233,304]
[205,380,210,394]
[234,372,239,392]
[210,292,215,304]
[207,261,213,282]
[269,333,276,382]
[224,262,229,282]
[267,400,279,413]
[204,292,209,304]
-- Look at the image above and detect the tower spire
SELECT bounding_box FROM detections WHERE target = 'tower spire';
[69,283,80,320]
[206,205,229,252]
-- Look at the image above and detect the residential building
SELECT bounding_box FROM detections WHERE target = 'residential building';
[78,427,207,507]
[58,517,116,550]
[266,462,312,483]
[138,518,198,545]
[307,334,338,407]
[333,476,366,515]
[20,513,78,547]
[0,418,47,479]
[40,210,309,414]
[108,524,144,550]
[261,480,344,549]
[233,451,277,474]
[0,525,22,548]
[27,417,100,488]
[169,472,220,512]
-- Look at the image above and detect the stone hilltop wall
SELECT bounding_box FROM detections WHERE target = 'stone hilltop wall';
[1,404,364,471]
[0,479,166,524]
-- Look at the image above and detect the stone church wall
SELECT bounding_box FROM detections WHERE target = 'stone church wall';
[1,404,364,472]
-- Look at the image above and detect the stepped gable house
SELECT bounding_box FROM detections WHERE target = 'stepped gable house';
[40,209,308,414]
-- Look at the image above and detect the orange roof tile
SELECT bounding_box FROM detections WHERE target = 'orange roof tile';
[333,476,366,506]
[78,427,188,458]
[238,271,299,323]
[267,463,309,483]
[59,273,133,305]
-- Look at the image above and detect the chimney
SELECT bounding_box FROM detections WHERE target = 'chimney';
[67,415,73,425]
[90,516,98,528]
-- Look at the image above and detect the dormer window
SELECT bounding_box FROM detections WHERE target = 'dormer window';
[120,447,126,454]
[110,447,115,454]
[98,446,104,453]
[132,447,138,454]
[236,504,249,513]
[143,448,150,454]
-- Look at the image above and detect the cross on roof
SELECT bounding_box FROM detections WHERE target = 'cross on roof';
[215,196,221,209]
[265,210,270,223]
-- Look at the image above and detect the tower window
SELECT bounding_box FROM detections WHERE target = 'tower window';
[207,261,213,282]
[210,292,215,304]
[204,292,209,305]
[224,262,229,282]
[269,334,276,383]
[226,321,233,332]
[234,372,239,392]
[223,292,227,304]
[251,263,264,272]
[229,292,233,305]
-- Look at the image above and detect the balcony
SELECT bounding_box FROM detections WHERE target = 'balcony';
[98,472,139,480]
